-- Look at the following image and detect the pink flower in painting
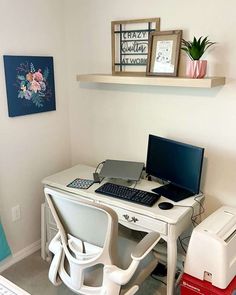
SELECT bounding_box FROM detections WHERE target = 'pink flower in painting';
[33,70,43,82]
[30,80,41,93]
[16,61,50,108]
[26,72,33,82]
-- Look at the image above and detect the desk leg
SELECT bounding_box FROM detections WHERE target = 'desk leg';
[166,226,177,295]
[41,203,46,260]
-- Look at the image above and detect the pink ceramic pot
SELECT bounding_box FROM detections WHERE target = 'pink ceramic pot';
[186,60,207,78]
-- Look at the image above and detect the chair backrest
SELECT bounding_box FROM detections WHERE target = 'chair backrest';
[44,187,118,265]
[44,187,160,295]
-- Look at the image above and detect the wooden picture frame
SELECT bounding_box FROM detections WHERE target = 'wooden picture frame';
[146,30,182,77]
[111,18,160,75]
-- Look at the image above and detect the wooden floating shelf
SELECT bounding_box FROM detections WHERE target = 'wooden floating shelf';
[77,74,225,89]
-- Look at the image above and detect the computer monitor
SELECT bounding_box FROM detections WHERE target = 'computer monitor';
[146,135,204,201]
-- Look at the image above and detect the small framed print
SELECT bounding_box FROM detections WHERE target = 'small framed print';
[111,18,160,75]
[146,30,182,77]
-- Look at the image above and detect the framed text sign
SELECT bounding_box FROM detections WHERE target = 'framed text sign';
[111,18,160,75]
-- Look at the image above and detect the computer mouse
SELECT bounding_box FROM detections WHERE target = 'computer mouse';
[158,202,174,210]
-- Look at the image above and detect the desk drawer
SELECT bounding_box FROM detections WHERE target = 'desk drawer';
[115,207,167,235]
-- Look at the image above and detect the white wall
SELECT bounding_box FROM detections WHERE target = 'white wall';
[0,0,71,254]
[64,0,236,215]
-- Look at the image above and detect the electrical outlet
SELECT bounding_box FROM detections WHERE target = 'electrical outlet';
[12,205,21,222]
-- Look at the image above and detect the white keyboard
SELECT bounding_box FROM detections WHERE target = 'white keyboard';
[0,283,17,295]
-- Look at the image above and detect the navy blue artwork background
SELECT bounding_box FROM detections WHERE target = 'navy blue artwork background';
[3,55,56,117]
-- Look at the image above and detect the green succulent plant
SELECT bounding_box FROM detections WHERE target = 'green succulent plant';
[181,36,216,60]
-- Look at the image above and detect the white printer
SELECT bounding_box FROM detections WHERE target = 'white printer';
[184,206,236,289]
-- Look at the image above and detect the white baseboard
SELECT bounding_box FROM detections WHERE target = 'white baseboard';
[0,240,41,273]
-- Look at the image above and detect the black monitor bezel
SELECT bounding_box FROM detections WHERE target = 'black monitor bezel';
[146,134,204,194]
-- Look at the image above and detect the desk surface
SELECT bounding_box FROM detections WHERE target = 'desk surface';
[0,276,30,295]
[42,164,202,225]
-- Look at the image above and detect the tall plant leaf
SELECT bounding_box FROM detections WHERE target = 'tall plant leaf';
[181,36,215,60]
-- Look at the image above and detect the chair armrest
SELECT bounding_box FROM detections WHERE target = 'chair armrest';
[104,232,160,285]
[131,232,160,260]
[104,261,140,285]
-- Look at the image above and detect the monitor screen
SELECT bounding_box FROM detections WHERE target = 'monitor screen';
[146,135,204,194]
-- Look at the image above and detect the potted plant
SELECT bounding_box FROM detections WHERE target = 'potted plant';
[181,36,215,78]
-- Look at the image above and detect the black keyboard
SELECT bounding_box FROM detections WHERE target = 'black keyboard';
[95,182,160,207]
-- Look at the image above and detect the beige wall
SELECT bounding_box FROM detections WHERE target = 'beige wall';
[0,0,71,254]
[64,0,236,215]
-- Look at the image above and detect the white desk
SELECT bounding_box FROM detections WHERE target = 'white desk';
[41,164,203,295]
[0,276,30,295]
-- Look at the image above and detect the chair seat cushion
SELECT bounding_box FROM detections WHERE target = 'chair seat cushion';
[117,226,158,294]
[84,225,158,292]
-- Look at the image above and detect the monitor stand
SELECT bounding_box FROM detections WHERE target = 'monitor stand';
[108,178,134,187]
[152,183,194,202]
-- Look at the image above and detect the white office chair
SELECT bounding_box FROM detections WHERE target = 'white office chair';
[44,187,161,295]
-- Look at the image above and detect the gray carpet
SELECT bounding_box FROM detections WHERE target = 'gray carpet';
[1,251,167,294]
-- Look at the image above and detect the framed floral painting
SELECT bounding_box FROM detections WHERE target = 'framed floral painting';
[3,55,56,117]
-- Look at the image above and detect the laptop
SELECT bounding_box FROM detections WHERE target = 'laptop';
[99,159,144,181]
